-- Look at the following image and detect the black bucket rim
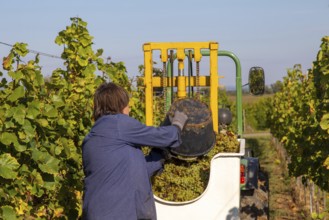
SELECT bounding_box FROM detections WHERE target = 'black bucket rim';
[170,130,216,158]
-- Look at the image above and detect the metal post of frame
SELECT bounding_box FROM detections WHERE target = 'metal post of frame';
[143,43,153,126]
[201,50,243,136]
[218,51,243,137]
[209,42,219,133]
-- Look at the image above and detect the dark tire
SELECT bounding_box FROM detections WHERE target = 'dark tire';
[241,189,255,197]
[240,170,269,220]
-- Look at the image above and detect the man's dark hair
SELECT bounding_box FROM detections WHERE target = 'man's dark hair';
[93,82,129,121]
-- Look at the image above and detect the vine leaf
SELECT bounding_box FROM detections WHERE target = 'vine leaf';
[43,107,58,118]
[7,86,25,102]
[0,132,17,146]
[320,113,329,133]
[2,54,13,70]
[0,153,20,179]
[32,149,60,175]
[323,157,329,169]
[1,206,16,220]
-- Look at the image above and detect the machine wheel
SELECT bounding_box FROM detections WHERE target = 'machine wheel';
[241,189,255,197]
[240,170,269,220]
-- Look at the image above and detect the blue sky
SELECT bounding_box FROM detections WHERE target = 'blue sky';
[1,0,329,87]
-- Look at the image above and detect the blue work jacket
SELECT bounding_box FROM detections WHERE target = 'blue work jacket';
[82,114,181,220]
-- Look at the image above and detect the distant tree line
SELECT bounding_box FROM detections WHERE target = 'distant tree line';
[227,80,283,95]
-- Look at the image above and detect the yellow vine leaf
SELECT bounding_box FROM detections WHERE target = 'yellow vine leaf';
[75,190,82,200]
[2,55,12,70]
[36,206,46,217]
[15,199,28,215]
[323,157,329,170]
[53,207,64,218]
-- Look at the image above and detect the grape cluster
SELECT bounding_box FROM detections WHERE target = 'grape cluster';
[151,132,239,202]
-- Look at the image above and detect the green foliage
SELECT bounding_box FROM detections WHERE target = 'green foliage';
[0,17,130,219]
[311,211,329,220]
[244,97,272,131]
[270,80,283,93]
[269,36,329,191]
[313,36,329,134]
[218,88,231,108]
[129,77,146,123]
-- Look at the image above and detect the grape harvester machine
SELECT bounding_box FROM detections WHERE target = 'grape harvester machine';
[142,42,264,220]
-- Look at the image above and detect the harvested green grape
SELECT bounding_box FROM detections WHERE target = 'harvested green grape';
[152,131,239,202]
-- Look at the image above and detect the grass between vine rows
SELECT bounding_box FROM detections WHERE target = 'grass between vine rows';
[245,134,306,219]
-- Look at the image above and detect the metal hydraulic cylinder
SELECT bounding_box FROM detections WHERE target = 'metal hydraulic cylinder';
[177,75,186,99]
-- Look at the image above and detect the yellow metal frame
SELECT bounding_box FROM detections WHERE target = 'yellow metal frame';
[143,42,221,133]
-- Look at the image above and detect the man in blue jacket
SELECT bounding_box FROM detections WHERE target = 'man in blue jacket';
[82,82,187,220]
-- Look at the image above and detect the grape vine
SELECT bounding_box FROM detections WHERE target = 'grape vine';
[0,17,135,219]
[269,36,329,191]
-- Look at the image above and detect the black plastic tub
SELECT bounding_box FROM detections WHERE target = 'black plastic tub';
[163,98,216,158]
